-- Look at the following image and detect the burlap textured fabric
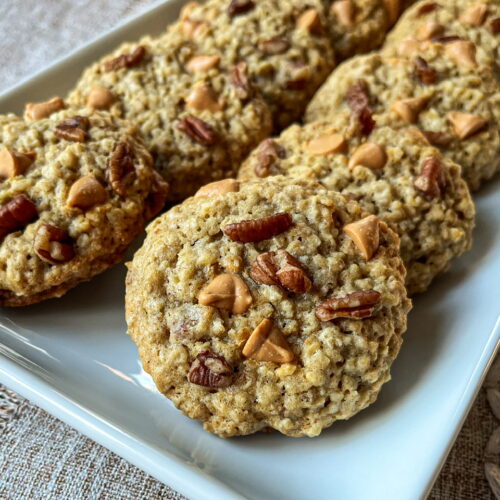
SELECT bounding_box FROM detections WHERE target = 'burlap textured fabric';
[0,1,497,498]
[0,382,496,499]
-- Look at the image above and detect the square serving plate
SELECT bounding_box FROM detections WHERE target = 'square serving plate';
[0,1,499,498]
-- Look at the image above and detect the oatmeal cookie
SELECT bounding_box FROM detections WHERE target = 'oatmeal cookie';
[324,0,402,59]
[0,107,165,306]
[239,115,475,294]
[170,0,336,130]
[125,176,410,437]
[382,0,500,81]
[67,33,272,201]
[305,46,500,190]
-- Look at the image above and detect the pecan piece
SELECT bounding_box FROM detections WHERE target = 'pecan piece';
[223,212,292,243]
[414,157,447,199]
[422,130,454,146]
[316,290,381,321]
[188,351,234,387]
[242,319,294,363]
[0,195,38,241]
[198,274,252,313]
[177,115,218,146]
[258,37,290,55]
[54,115,90,142]
[231,62,253,100]
[489,18,500,34]
[345,79,375,135]
[255,139,286,178]
[250,250,312,293]
[0,149,35,178]
[108,141,136,197]
[413,56,436,85]
[34,224,75,264]
[145,171,169,219]
[228,0,254,17]
[104,45,146,72]
[285,63,311,91]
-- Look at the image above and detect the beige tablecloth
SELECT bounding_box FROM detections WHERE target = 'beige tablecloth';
[0,1,498,498]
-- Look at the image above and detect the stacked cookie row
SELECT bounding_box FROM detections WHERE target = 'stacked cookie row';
[125,0,499,437]
[0,0,404,306]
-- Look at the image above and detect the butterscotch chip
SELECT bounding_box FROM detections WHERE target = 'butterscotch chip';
[447,111,487,139]
[185,83,224,113]
[391,97,429,123]
[186,54,220,73]
[242,319,294,363]
[343,215,380,260]
[126,177,410,438]
[0,149,35,178]
[296,9,321,33]
[416,21,444,40]
[194,179,239,197]
[445,41,477,68]
[239,113,475,294]
[67,175,108,210]
[348,143,387,170]
[86,86,115,110]
[306,132,346,156]
[25,97,65,121]
[0,109,159,306]
[331,0,354,27]
[198,274,252,314]
[459,4,488,26]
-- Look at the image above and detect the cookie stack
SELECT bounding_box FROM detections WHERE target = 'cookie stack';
[1,0,498,438]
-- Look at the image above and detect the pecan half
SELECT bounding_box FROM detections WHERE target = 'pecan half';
[104,45,146,72]
[345,79,375,135]
[188,351,234,387]
[242,319,294,363]
[54,115,90,142]
[198,274,252,314]
[422,130,454,146]
[108,141,136,197]
[223,212,292,242]
[316,290,381,321]
[0,195,38,241]
[250,250,312,293]
[415,2,439,17]
[228,0,254,17]
[255,139,286,178]
[414,157,447,199]
[33,224,75,264]
[413,56,436,85]
[231,62,253,100]
[177,115,218,146]
[258,37,290,55]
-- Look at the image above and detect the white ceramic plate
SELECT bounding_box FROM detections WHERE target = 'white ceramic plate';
[0,2,499,499]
